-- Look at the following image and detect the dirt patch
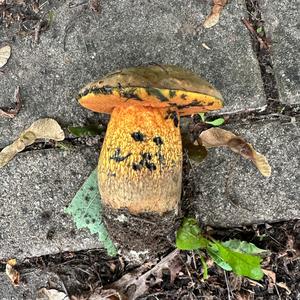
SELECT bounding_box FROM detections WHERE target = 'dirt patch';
[103,205,180,262]
[1,219,298,299]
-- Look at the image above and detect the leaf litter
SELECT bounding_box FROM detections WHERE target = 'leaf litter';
[203,0,228,28]
[0,118,65,167]
[0,44,11,68]
[198,127,271,177]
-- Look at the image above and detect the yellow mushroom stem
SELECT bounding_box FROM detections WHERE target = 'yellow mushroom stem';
[98,103,182,215]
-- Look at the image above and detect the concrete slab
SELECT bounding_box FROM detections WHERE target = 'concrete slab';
[0,269,64,300]
[190,121,300,227]
[260,0,300,104]
[0,146,100,261]
[0,0,265,148]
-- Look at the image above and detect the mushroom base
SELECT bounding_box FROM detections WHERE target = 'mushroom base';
[102,204,181,262]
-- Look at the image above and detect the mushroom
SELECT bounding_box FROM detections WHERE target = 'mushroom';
[77,65,223,258]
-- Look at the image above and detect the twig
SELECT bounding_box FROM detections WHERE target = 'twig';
[241,18,269,49]
[223,270,232,300]
[34,20,42,43]
[0,86,21,118]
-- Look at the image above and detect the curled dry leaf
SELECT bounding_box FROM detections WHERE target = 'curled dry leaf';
[0,118,65,168]
[203,0,228,28]
[199,127,271,177]
[6,259,20,286]
[0,45,11,68]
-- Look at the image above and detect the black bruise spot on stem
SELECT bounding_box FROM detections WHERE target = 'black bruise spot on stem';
[153,136,163,146]
[131,131,145,142]
[180,94,187,100]
[110,148,132,162]
[145,162,156,171]
[141,152,152,161]
[132,163,143,171]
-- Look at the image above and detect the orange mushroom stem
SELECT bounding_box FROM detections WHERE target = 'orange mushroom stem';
[78,65,223,216]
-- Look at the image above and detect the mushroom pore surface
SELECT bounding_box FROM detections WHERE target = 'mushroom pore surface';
[98,103,182,215]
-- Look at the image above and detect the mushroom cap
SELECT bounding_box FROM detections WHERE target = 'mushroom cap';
[78,65,223,116]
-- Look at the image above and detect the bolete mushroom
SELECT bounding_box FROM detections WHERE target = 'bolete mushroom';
[77,65,223,257]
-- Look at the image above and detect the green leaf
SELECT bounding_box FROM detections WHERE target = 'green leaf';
[222,239,266,255]
[199,255,209,279]
[68,124,102,137]
[176,218,209,250]
[256,26,263,34]
[208,241,264,280]
[207,243,232,271]
[205,117,225,127]
[65,169,117,256]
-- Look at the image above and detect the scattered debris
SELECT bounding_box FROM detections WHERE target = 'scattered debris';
[89,0,100,13]
[37,288,70,300]
[5,259,20,286]
[198,127,271,176]
[92,250,182,299]
[201,43,211,50]
[203,0,228,28]
[0,44,11,68]
[0,86,21,118]
[0,118,65,168]
[277,282,291,295]
[241,18,269,49]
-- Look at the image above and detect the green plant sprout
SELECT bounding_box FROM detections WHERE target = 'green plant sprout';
[176,218,266,280]
[198,112,225,126]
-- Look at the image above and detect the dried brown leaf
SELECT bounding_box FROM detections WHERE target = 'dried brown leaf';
[276,282,291,294]
[89,0,100,13]
[262,269,276,289]
[0,118,65,168]
[199,127,235,147]
[6,260,20,286]
[203,0,228,28]
[0,45,11,68]
[199,128,271,177]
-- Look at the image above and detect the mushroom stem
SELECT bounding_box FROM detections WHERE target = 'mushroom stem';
[98,103,182,215]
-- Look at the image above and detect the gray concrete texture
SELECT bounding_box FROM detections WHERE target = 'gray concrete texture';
[0,0,299,267]
[0,146,100,260]
[193,121,300,227]
[0,269,65,300]
[260,0,300,104]
[0,0,265,148]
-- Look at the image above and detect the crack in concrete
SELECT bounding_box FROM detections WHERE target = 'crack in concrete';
[244,0,280,103]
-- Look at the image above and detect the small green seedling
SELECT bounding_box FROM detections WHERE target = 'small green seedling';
[176,218,266,280]
[198,112,225,126]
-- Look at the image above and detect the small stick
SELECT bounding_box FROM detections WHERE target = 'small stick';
[241,18,269,49]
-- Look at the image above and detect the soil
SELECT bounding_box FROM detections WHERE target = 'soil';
[1,219,298,299]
